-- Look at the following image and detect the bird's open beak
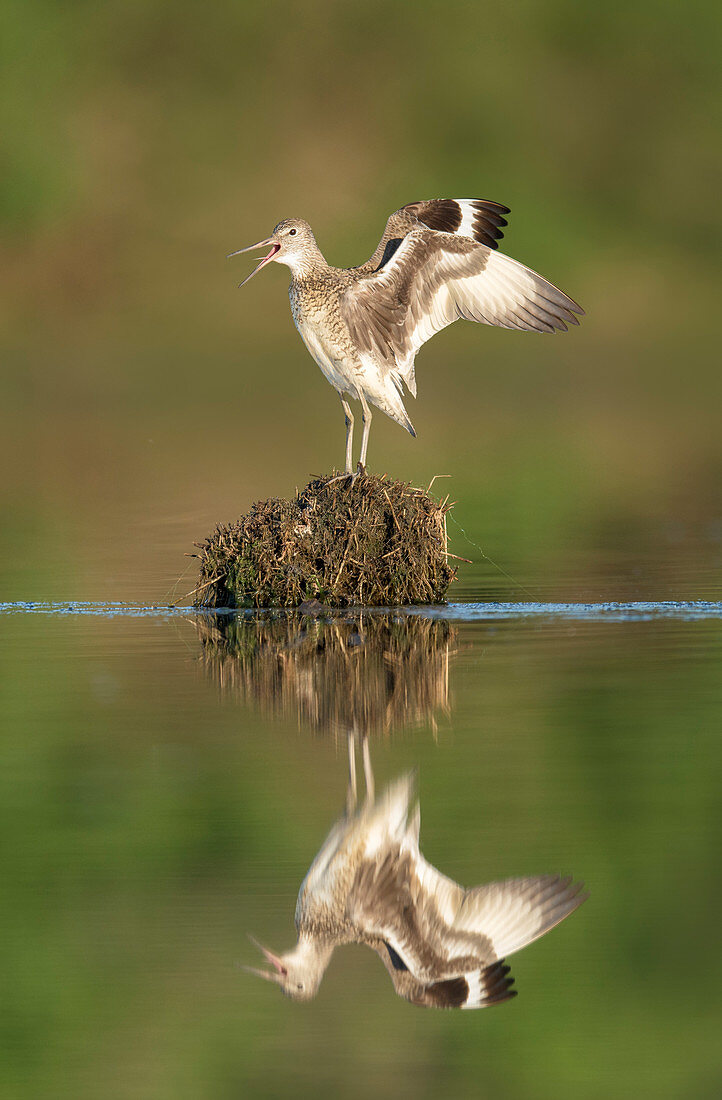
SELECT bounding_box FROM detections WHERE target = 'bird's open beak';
[227,237,280,287]
[244,935,287,981]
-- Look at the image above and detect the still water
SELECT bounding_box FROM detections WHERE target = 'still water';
[1,599,721,1099]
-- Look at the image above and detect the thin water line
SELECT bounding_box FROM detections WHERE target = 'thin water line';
[1,600,722,622]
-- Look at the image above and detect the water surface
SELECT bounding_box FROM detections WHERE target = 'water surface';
[1,599,720,1098]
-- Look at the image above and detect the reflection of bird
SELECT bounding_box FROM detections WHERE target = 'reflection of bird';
[230,199,583,475]
[248,770,587,1009]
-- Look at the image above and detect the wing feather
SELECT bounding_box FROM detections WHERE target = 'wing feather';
[348,850,485,983]
[348,858,587,981]
[363,197,511,274]
[400,199,510,251]
[454,875,588,960]
[370,943,516,1009]
[341,229,584,382]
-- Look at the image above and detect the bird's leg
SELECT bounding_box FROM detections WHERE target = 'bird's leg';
[361,731,375,804]
[327,396,357,485]
[358,392,372,472]
[328,395,369,487]
[346,729,357,815]
[341,396,354,475]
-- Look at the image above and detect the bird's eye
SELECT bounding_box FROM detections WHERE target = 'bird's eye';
[289,228,297,235]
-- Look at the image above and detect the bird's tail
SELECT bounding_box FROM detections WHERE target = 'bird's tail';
[360,772,417,855]
[380,381,416,437]
[360,355,417,437]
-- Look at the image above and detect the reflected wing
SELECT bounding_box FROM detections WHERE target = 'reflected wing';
[348,850,491,983]
[454,875,589,959]
[364,197,511,272]
[343,228,584,375]
[349,853,587,994]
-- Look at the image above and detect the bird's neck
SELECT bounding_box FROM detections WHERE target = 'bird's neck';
[281,243,329,281]
[293,934,335,968]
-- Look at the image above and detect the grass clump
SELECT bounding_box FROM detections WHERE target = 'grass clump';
[193,473,456,608]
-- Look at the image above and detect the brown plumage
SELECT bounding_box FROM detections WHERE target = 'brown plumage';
[247,773,587,1009]
[230,198,583,474]
[362,198,510,271]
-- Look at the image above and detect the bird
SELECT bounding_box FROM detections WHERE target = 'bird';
[247,763,587,1009]
[229,198,584,477]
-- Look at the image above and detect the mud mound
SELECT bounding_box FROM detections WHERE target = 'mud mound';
[193,473,455,608]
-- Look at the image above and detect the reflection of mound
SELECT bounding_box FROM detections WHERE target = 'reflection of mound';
[195,612,455,737]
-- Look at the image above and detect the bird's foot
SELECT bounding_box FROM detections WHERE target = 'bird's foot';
[328,462,366,487]
[327,469,353,485]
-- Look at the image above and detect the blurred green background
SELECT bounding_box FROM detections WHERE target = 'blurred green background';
[1,4,721,1097]
[2,0,721,603]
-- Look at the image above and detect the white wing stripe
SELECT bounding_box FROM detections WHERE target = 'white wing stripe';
[456,200,479,240]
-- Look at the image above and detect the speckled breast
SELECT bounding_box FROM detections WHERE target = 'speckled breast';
[289,283,358,397]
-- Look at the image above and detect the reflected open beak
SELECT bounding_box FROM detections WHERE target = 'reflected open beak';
[245,935,287,981]
[227,237,280,287]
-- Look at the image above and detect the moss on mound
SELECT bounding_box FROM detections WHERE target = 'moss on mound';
[193,473,456,608]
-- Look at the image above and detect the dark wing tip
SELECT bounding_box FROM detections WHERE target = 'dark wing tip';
[401,198,511,250]
[411,961,518,1010]
[408,199,463,235]
[484,958,517,1001]
[486,987,518,1006]
[469,199,510,249]
[472,199,511,217]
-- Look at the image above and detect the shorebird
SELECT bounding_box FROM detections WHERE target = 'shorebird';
[230,198,583,475]
[247,756,587,1009]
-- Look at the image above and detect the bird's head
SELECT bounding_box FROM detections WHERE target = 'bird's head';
[245,936,329,1001]
[228,219,316,286]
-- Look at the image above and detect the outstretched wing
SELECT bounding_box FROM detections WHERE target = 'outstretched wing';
[402,199,510,251]
[348,853,587,995]
[348,850,498,984]
[363,197,511,273]
[453,875,589,959]
[343,228,584,377]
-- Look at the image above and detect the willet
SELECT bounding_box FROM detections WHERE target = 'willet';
[230,198,584,475]
[247,750,587,1009]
